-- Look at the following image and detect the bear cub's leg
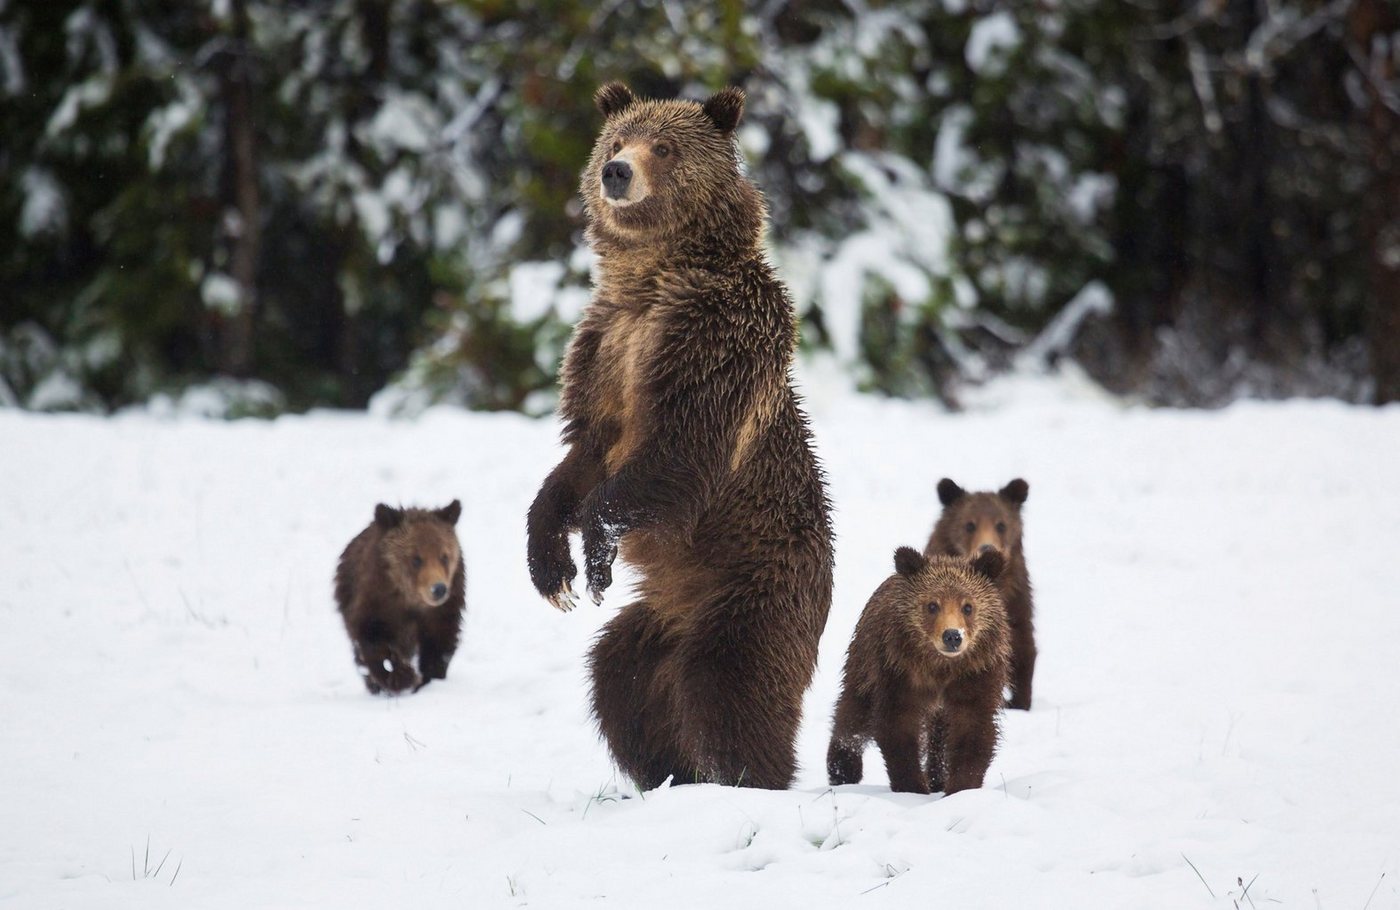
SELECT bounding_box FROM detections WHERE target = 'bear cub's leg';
[416,608,462,688]
[1007,629,1036,710]
[874,699,930,794]
[417,640,451,685]
[925,713,950,793]
[826,690,870,786]
[354,618,421,695]
[939,691,1000,794]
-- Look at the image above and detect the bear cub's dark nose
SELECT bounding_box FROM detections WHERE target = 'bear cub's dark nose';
[602,160,632,198]
[430,582,448,601]
[942,628,963,650]
[979,543,996,554]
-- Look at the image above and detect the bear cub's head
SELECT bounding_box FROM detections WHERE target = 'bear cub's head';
[374,500,462,608]
[934,478,1028,560]
[893,546,1005,659]
[584,81,748,241]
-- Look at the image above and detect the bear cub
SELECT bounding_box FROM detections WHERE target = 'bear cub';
[827,547,1009,795]
[925,478,1036,710]
[334,500,465,695]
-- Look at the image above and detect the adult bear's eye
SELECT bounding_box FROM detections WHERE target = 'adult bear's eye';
[611,140,622,155]
[412,555,423,568]
[964,521,976,533]
[996,521,1007,533]
[654,142,670,158]
[440,553,450,568]
[926,601,938,614]
[961,603,973,616]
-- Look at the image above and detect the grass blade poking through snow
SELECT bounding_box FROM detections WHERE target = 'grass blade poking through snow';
[130,836,181,885]
[1182,853,1216,899]
[1362,872,1386,910]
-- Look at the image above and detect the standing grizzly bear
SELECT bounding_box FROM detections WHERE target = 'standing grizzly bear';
[526,83,833,790]
[925,478,1036,710]
[827,547,1009,795]
[335,500,465,695]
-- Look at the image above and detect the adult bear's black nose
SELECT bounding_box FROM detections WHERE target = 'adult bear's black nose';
[602,160,632,198]
[430,582,448,601]
[979,543,996,554]
[942,628,963,651]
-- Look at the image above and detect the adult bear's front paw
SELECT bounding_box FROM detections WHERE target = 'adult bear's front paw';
[528,530,579,611]
[581,514,618,605]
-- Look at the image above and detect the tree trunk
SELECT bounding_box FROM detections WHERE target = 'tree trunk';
[1243,65,1282,361]
[218,0,260,377]
[1349,0,1400,404]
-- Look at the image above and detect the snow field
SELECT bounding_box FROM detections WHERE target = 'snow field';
[2,372,1398,908]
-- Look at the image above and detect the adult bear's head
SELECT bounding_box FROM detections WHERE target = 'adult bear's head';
[582,82,763,253]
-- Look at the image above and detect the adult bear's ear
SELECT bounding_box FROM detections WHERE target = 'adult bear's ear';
[970,549,1005,582]
[436,499,462,526]
[999,478,1029,506]
[893,546,927,579]
[937,478,966,506]
[374,504,403,530]
[595,82,636,119]
[702,86,745,134]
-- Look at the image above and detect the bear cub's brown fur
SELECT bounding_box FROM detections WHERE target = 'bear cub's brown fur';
[925,478,1036,709]
[335,500,465,695]
[827,547,1009,795]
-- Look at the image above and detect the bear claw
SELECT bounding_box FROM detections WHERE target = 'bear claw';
[586,561,611,604]
[548,580,580,612]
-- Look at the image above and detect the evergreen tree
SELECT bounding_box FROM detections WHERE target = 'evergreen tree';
[1,0,1395,413]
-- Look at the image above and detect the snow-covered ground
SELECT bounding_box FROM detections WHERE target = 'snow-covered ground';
[3,369,1399,908]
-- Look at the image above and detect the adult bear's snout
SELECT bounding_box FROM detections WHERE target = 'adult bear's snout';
[602,160,632,199]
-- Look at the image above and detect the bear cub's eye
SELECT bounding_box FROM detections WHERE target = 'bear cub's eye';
[996,521,1007,533]
[926,601,939,614]
[964,521,976,533]
[440,553,450,568]
[611,140,622,155]
[653,142,670,158]
[411,555,423,568]
[961,603,973,616]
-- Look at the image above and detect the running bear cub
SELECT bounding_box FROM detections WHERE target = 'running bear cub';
[925,478,1035,709]
[827,547,1009,795]
[334,501,465,695]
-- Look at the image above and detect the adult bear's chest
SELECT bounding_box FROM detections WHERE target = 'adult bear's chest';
[588,301,666,474]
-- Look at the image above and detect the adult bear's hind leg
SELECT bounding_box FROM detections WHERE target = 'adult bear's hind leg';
[588,602,694,790]
[675,591,814,790]
[681,653,801,789]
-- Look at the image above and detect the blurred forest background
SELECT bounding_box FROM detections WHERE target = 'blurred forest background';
[2,0,1398,416]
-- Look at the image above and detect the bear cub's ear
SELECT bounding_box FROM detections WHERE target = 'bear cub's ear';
[374,504,403,530]
[702,86,745,134]
[970,549,1006,581]
[999,478,1029,506]
[893,546,927,579]
[937,478,966,506]
[436,499,462,526]
[596,82,636,118]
